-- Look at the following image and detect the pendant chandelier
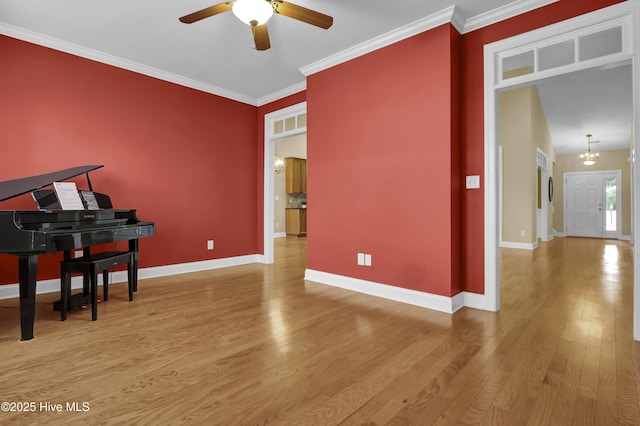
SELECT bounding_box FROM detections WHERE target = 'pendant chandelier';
[274,143,285,174]
[580,133,599,166]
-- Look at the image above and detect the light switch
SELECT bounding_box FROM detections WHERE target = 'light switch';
[466,175,480,189]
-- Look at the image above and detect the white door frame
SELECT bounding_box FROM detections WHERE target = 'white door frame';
[537,148,549,242]
[262,101,307,264]
[484,1,640,340]
[563,170,623,239]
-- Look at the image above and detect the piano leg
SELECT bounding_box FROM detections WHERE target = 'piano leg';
[18,255,38,341]
[129,239,139,292]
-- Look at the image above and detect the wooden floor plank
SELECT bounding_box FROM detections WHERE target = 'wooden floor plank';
[0,237,637,425]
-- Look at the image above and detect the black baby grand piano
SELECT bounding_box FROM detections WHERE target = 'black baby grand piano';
[0,165,156,341]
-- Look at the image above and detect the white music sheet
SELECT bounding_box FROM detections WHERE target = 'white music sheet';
[53,182,85,210]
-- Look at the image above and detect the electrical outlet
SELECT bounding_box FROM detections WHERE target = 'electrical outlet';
[466,175,480,189]
[207,240,214,250]
[520,230,525,237]
[357,253,365,266]
[365,254,372,266]
[74,250,83,258]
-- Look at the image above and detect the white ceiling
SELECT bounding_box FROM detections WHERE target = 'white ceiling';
[535,64,632,155]
[0,0,632,155]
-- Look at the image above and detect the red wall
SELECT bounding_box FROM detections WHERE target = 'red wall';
[0,0,627,298]
[306,24,462,297]
[0,35,259,284]
[460,0,625,294]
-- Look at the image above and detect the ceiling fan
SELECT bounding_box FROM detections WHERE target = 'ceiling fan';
[179,0,333,51]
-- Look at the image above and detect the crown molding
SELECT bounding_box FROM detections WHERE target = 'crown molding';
[299,1,561,77]
[1,0,566,106]
[300,6,457,77]
[257,81,306,106]
[462,0,560,34]
[450,5,466,34]
[0,22,258,106]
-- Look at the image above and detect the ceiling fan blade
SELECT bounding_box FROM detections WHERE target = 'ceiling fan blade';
[179,2,233,24]
[272,1,333,29]
[252,22,271,51]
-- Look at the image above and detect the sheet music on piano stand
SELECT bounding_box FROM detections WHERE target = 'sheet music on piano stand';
[53,182,85,210]
[80,191,100,210]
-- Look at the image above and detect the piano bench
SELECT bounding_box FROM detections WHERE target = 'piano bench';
[60,251,134,321]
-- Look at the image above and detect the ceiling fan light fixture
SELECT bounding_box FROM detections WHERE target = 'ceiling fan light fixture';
[232,0,273,25]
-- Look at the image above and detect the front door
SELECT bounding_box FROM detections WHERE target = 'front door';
[566,173,604,238]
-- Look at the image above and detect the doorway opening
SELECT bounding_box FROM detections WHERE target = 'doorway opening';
[274,134,308,241]
[484,2,639,339]
[263,101,307,264]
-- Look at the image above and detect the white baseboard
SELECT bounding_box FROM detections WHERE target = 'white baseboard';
[304,269,488,314]
[541,234,554,242]
[0,256,491,316]
[274,232,287,238]
[500,241,538,250]
[137,254,260,281]
[0,254,260,300]
[551,232,629,241]
[463,291,487,310]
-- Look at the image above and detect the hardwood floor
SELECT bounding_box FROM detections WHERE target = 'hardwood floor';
[0,237,638,424]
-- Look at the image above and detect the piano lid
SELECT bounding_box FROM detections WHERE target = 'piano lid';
[0,165,103,202]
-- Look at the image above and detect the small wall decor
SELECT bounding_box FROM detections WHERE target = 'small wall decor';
[548,177,554,202]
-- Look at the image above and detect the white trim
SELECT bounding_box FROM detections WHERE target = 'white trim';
[0,254,260,300]
[300,6,458,77]
[493,9,633,90]
[633,0,640,341]
[500,241,539,250]
[537,148,550,242]
[463,0,560,34]
[484,1,640,332]
[0,23,257,106]
[299,1,560,78]
[137,255,260,279]
[484,36,500,313]
[274,232,287,238]
[621,234,633,241]
[542,234,554,242]
[463,291,487,310]
[0,1,564,107]
[304,269,467,314]
[256,83,306,107]
[263,102,307,264]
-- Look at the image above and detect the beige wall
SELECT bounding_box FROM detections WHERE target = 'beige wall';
[553,149,631,236]
[531,86,556,239]
[499,81,555,245]
[274,134,307,234]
